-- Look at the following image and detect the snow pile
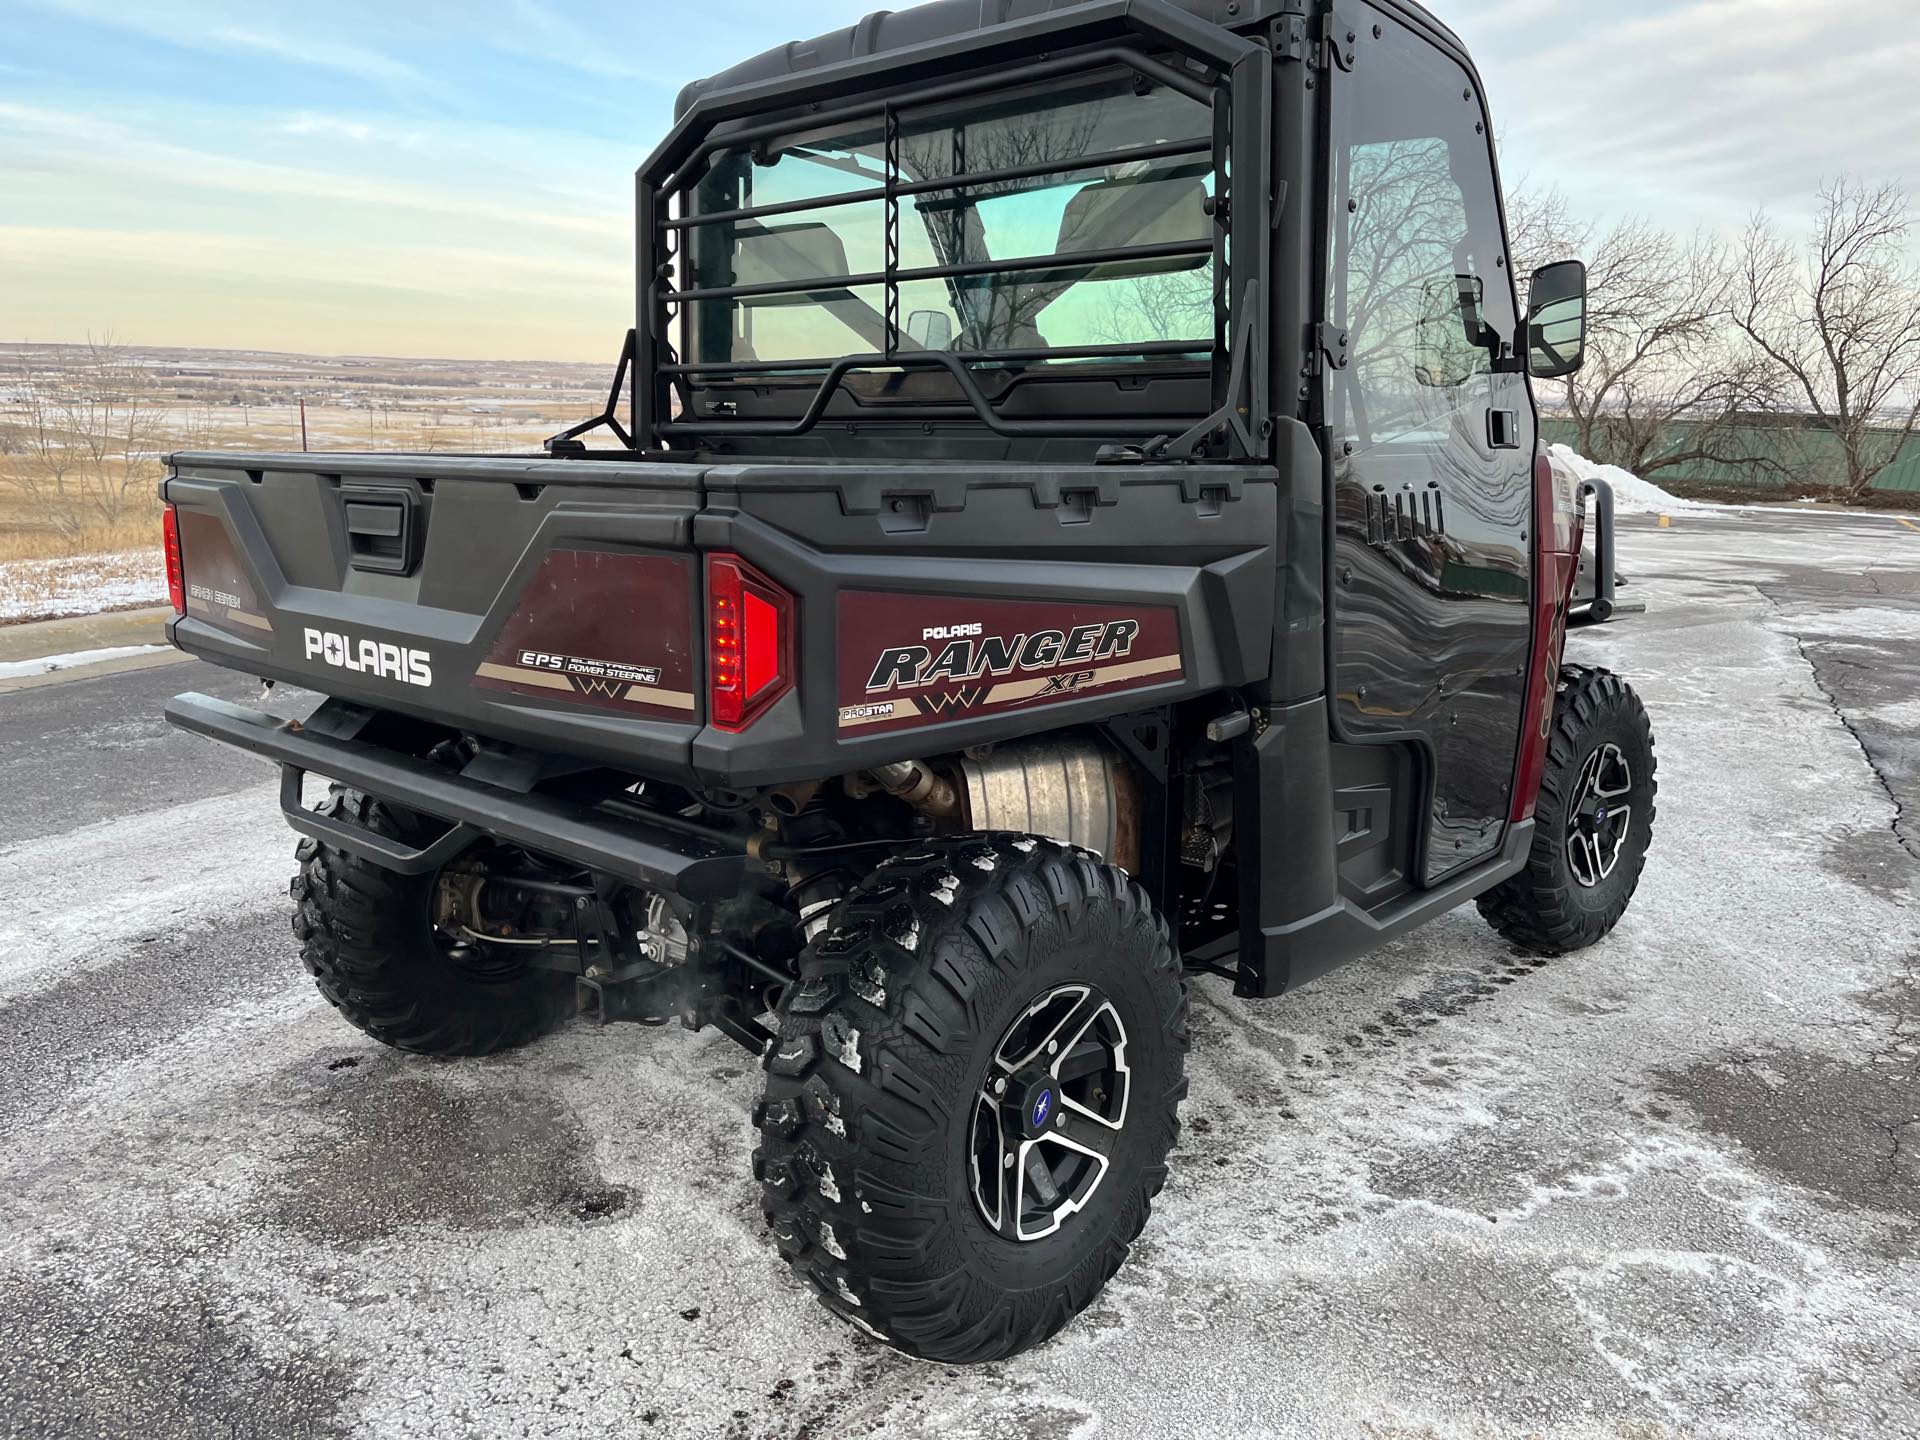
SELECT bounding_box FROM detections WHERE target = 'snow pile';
[0,549,169,623]
[0,644,169,680]
[1546,443,1715,515]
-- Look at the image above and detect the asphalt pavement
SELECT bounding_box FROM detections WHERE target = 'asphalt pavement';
[0,507,1916,1439]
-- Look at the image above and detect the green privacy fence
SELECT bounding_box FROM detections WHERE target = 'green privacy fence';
[1539,417,1920,494]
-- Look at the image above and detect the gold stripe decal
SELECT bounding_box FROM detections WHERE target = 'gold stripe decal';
[475,662,696,711]
[476,661,570,692]
[984,652,1182,705]
[187,597,273,633]
[626,684,697,711]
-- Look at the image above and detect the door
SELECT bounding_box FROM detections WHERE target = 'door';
[1324,6,1534,883]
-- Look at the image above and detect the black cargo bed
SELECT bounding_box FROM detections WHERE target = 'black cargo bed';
[165,451,1285,788]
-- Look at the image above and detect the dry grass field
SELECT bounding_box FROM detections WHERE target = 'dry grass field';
[0,342,617,622]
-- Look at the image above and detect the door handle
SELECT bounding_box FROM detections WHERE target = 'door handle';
[1487,409,1520,450]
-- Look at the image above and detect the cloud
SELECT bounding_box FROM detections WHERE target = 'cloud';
[7,0,1914,359]
[0,102,625,244]
[1452,0,1920,231]
[279,114,376,144]
[19,0,433,94]
[207,25,426,88]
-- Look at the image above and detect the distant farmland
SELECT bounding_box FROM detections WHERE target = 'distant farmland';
[0,342,622,566]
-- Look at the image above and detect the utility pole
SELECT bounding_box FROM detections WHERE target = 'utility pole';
[300,397,309,452]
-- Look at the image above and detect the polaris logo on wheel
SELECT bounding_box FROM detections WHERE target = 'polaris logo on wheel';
[303,627,433,688]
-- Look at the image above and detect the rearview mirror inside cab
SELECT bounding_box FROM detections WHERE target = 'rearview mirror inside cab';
[1526,259,1588,379]
[905,309,954,351]
[1417,274,1494,388]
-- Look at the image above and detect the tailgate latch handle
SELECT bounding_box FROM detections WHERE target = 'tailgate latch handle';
[342,486,418,575]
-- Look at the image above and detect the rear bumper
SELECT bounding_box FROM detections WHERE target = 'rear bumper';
[164,692,751,900]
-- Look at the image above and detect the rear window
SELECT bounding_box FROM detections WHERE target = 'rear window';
[679,67,1218,372]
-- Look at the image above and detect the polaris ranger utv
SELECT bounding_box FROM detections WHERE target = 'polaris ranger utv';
[162,0,1655,1364]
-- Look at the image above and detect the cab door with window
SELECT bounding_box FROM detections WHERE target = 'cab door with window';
[1325,6,1534,883]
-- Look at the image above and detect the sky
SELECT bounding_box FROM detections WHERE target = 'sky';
[0,0,1915,362]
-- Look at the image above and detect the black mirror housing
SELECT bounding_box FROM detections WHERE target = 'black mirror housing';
[1526,259,1588,379]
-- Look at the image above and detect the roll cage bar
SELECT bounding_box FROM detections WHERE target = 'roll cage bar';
[634,0,1274,461]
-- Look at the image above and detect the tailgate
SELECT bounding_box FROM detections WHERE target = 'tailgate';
[164,452,710,779]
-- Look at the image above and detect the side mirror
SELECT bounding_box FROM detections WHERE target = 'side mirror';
[905,309,954,351]
[1526,259,1588,379]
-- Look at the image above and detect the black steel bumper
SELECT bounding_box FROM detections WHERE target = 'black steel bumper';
[1585,477,1618,622]
[1570,477,1643,625]
[164,693,751,901]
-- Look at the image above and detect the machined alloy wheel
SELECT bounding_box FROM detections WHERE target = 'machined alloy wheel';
[1479,665,1658,957]
[1566,742,1634,888]
[754,835,1188,1364]
[970,984,1131,1243]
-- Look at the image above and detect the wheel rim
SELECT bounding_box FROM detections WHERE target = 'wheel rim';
[969,984,1130,1243]
[1567,742,1634,889]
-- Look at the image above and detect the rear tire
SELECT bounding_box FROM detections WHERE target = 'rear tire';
[289,787,577,1057]
[754,836,1187,1364]
[1479,665,1658,956]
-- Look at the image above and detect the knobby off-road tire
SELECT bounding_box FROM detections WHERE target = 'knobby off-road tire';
[289,787,576,1056]
[755,836,1188,1364]
[1480,665,1658,955]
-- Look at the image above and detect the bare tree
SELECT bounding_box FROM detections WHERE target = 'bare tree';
[61,338,166,529]
[899,102,1106,351]
[1511,192,1783,480]
[1731,177,1920,498]
[1092,270,1214,346]
[8,350,88,543]
[6,338,167,546]
[1505,186,1592,281]
[1570,222,1784,478]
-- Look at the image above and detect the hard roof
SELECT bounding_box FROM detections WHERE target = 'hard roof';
[677,0,1467,118]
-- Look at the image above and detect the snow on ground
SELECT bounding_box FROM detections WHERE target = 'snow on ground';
[0,783,302,1004]
[0,644,167,680]
[1548,443,1716,515]
[0,511,1916,1438]
[0,549,167,623]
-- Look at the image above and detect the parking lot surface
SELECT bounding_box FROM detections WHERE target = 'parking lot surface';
[1,508,1916,1439]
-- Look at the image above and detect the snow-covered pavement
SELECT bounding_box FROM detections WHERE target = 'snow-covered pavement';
[0,643,169,681]
[0,510,1916,1439]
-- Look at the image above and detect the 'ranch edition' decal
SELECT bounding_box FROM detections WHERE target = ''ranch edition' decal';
[836,592,1184,734]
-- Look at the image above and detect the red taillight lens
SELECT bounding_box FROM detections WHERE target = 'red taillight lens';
[706,553,794,731]
[162,505,186,616]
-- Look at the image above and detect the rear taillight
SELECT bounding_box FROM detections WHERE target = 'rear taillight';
[162,505,186,616]
[706,552,794,731]
[1510,453,1578,822]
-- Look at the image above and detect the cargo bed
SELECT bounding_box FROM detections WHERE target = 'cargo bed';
[164,450,1285,788]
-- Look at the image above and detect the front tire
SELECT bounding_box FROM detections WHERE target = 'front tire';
[1479,665,1658,955]
[289,787,577,1056]
[754,836,1187,1364]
